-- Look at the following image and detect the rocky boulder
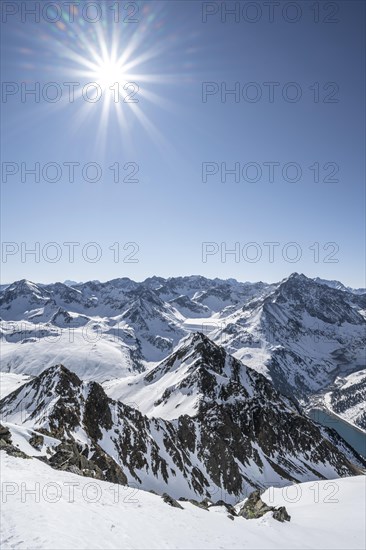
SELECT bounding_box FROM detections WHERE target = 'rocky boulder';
[238,489,290,523]
[162,493,184,509]
[48,440,127,485]
[273,506,291,522]
[0,424,30,460]
[239,490,273,519]
[28,433,44,450]
[0,423,12,444]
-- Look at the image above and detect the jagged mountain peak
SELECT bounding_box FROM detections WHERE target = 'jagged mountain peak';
[286,271,304,279]
[276,272,315,292]
[118,332,280,420]
[142,275,167,288]
[21,363,82,393]
[44,281,82,297]
[5,278,48,297]
[131,286,165,304]
[8,278,37,289]
[0,279,53,320]
[180,330,216,348]
[276,272,364,300]
[212,273,366,399]
[266,272,364,323]
[152,331,228,372]
[0,364,84,438]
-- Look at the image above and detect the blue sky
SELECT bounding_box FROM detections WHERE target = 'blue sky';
[1,1,365,287]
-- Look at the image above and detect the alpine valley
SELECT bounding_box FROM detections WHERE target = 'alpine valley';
[1,273,365,549]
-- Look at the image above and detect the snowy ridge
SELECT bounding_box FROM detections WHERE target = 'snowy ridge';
[104,332,273,419]
[1,338,364,502]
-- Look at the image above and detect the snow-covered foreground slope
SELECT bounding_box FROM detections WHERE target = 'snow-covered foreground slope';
[1,453,365,550]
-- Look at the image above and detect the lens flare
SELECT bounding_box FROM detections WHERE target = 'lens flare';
[10,1,197,156]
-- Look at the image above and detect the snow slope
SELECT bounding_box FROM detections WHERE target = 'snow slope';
[1,453,365,550]
[0,373,31,399]
[0,319,142,382]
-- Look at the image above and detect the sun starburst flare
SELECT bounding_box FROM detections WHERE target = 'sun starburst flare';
[13,1,195,155]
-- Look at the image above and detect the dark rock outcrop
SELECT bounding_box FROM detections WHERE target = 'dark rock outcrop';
[0,423,12,444]
[28,433,44,450]
[47,440,127,484]
[178,497,209,510]
[273,506,291,522]
[0,424,30,460]
[238,489,291,522]
[239,490,274,519]
[0,441,30,459]
[162,493,184,509]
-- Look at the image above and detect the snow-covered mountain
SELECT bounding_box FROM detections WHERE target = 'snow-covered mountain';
[211,273,366,398]
[313,277,366,295]
[1,273,365,399]
[322,370,366,431]
[1,336,364,502]
[2,451,365,550]
[0,279,54,321]
[104,331,263,419]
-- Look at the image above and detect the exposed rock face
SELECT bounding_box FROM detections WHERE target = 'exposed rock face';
[273,507,291,522]
[46,440,128,484]
[239,490,274,519]
[83,382,113,441]
[0,423,12,444]
[162,493,184,509]
[89,446,128,485]
[238,490,291,522]
[28,434,44,450]
[48,441,100,476]
[178,497,209,510]
[0,424,29,459]
[0,441,30,459]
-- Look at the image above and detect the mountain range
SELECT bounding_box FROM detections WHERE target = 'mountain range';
[1,272,365,503]
[1,273,365,402]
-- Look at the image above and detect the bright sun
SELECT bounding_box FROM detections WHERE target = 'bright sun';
[94,59,125,89]
[44,5,179,151]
